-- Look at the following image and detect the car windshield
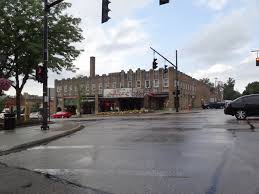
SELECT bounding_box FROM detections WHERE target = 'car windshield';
[2,1,259,194]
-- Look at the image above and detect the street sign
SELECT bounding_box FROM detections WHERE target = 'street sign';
[256,58,259,66]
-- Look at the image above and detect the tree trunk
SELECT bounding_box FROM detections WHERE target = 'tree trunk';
[16,89,21,121]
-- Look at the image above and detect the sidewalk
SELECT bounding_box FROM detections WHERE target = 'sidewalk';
[0,163,109,194]
[0,121,84,156]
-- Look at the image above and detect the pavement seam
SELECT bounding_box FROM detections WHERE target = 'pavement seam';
[0,124,85,156]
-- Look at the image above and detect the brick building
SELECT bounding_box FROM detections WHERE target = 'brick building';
[54,57,214,114]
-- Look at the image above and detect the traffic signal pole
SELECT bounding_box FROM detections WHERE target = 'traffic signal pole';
[150,47,180,112]
[42,0,49,130]
[175,50,179,112]
[42,0,64,130]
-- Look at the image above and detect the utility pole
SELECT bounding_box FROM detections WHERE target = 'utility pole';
[42,0,64,130]
[150,47,180,112]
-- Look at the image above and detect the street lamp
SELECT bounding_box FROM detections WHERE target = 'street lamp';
[42,0,65,130]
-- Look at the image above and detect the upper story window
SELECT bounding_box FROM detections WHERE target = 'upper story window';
[128,81,132,88]
[64,85,68,93]
[92,84,96,91]
[105,83,109,89]
[163,78,169,87]
[145,80,150,88]
[136,80,141,88]
[113,82,117,89]
[99,83,103,90]
[154,79,159,88]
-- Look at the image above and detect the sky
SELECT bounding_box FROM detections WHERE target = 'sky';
[6,0,259,96]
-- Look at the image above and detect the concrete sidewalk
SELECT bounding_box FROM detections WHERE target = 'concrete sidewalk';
[0,163,109,194]
[0,121,84,156]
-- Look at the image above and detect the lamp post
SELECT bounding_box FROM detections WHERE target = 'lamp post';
[42,0,64,130]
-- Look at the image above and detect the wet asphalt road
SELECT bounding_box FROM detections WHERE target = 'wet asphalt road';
[1,110,259,194]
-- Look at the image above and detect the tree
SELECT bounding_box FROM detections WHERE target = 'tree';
[0,96,7,112]
[223,78,241,100]
[199,78,214,88]
[243,82,259,95]
[0,0,83,120]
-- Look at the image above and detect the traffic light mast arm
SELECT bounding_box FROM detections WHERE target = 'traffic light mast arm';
[150,47,176,68]
[47,0,65,8]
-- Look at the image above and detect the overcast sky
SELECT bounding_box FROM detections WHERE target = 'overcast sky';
[6,0,259,96]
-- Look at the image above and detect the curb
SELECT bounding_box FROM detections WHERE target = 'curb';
[0,124,85,156]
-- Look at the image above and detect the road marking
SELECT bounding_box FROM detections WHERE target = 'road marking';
[28,145,94,150]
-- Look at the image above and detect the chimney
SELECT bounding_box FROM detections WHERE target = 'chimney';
[90,56,95,78]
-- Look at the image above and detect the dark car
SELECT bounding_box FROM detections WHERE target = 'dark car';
[224,94,259,120]
[202,102,225,109]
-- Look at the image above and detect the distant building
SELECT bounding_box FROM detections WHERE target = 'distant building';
[54,57,215,114]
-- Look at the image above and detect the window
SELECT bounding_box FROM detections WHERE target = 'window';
[105,83,109,89]
[92,84,95,91]
[244,96,259,104]
[154,79,159,88]
[145,80,150,88]
[128,81,132,88]
[120,83,124,88]
[163,78,169,87]
[99,83,103,90]
[113,82,117,89]
[136,80,141,88]
[64,85,68,93]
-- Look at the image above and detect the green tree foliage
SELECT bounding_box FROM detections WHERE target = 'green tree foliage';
[223,78,241,100]
[243,82,259,95]
[199,78,214,88]
[0,0,84,119]
[0,96,6,112]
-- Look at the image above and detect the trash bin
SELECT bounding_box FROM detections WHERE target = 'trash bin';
[4,113,16,130]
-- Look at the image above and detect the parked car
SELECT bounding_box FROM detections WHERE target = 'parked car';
[202,102,225,109]
[224,94,259,120]
[29,112,42,119]
[51,111,72,119]
[0,108,10,119]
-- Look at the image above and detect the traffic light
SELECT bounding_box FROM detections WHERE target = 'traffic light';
[160,0,169,5]
[102,0,111,24]
[153,58,158,69]
[164,64,168,73]
[36,66,45,83]
[257,58,259,66]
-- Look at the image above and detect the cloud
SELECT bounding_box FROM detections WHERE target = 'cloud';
[197,0,230,10]
[184,8,254,65]
[190,64,233,79]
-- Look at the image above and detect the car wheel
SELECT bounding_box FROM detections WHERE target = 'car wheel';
[235,110,247,120]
